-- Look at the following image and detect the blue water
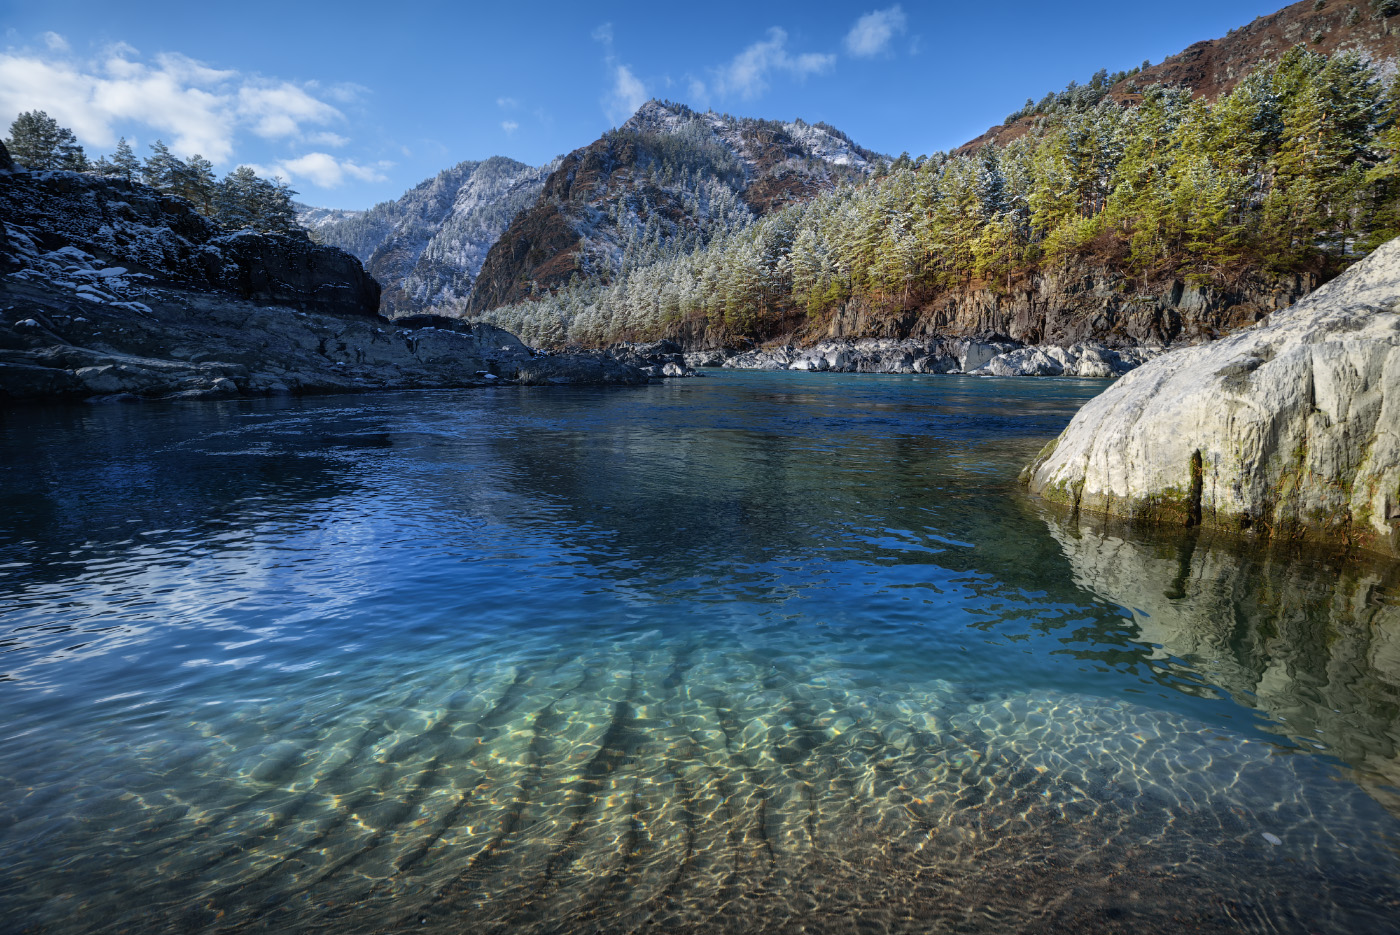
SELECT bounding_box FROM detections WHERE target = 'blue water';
[1,372,1397,934]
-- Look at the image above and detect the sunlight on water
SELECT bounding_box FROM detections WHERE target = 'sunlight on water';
[0,373,1397,934]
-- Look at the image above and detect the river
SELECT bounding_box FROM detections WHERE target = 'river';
[1,372,1396,933]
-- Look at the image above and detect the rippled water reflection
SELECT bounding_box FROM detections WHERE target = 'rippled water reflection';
[1,373,1397,934]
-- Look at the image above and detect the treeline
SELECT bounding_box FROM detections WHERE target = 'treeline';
[5,111,299,233]
[480,49,1400,347]
[1002,64,1147,124]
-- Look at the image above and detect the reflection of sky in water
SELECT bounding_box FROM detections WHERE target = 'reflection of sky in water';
[0,374,1397,934]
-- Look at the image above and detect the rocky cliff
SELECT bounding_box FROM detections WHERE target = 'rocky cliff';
[822,261,1319,349]
[0,144,644,400]
[467,101,878,314]
[1024,236,1400,558]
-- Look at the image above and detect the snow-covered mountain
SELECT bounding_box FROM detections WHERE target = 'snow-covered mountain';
[293,203,365,232]
[467,100,883,314]
[303,156,553,318]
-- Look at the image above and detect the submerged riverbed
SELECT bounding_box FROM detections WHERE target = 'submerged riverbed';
[1,372,1397,934]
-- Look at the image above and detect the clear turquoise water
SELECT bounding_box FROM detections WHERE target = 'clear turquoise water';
[0,372,1397,934]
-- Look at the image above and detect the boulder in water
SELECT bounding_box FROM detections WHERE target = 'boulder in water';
[1025,239,1400,558]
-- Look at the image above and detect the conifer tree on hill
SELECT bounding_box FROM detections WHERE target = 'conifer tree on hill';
[5,111,301,235]
[111,137,139,182]
[6,110,87,171]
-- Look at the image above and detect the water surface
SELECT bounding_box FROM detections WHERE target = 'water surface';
[1,372,1397,934]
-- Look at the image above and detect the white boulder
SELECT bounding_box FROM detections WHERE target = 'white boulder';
[1025,240,1400,558]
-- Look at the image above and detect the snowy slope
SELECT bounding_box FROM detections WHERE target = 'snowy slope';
[307,156,554,318]
[468,100,884,313]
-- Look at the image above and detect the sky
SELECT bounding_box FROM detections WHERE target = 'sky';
[1,0,1294,209]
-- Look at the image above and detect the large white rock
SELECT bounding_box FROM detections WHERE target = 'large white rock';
[1025,239,1400,558]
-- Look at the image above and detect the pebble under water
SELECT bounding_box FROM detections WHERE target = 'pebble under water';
[1,372,1398,935]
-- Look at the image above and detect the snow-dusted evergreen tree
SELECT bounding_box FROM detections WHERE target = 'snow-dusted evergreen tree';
[141,140,180,191]
[210,166,296,232]
[110,137,140,182]
[171,154,217,214]
[6,111,86,170]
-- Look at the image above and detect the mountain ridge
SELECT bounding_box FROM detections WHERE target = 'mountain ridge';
[960,0,1400,153]
[465,100,882,314]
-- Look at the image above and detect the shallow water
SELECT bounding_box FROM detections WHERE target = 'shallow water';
[1,372,1397,934]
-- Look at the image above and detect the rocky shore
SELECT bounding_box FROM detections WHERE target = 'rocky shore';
[0,144,644,402]
[678,337,1162,377]
[1025,237,1400,559]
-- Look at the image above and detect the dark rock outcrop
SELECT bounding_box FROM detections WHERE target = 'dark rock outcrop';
[0,164,646,400]
[597,340,694,377]
[0,166,381,317]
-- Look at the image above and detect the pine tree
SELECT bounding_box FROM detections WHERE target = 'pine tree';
[111,137,140,182]
[172,154,217,213]
[142,140,180,191]
[6,111,86,171]
[215,166,260,229]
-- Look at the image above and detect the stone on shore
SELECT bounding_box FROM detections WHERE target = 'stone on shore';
[1024,239,1400,559]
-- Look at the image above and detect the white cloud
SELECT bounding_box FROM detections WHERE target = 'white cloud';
[844,6,908,58]
[712,28,835,101]
[591,22,647,125]
[306,131,349,147]
[604,63,648,126]
[259,152,390,189]
[0,42,348,164]
[501,120,519,134]
[42,32,69,53]
[320,81,368,104]
[496,96,518,109]
[237,83,340,139]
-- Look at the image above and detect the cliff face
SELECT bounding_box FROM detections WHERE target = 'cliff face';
[1024,237,1400,558]
[658,257,1319,354]
[0,159,381,317]
[962,0,1400,152]
[0,145,645,400]
[822,263,1318,349]
[467,101,877,314]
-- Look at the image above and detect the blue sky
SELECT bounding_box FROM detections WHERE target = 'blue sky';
[2,0,1289,209]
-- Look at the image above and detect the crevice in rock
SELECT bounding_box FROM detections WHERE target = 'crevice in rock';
[1187,450,1204,528]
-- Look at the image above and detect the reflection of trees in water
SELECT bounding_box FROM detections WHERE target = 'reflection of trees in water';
[1042,507,1400,811]
[0,399,370,594]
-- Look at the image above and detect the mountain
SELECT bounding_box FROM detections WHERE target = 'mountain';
[472,1,1400,354]
[465,100,882,314]
[294,202,364,231]
[304,156,553,318]
[961,0,1400,152]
